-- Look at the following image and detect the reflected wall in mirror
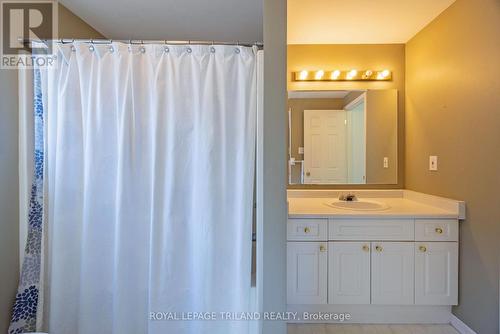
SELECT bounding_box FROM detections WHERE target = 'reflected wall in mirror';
[288,89,398,185]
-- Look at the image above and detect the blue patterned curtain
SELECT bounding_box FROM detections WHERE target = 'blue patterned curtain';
[9,69,44,334]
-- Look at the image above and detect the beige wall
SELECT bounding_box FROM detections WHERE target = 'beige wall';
[0,62,19,334]
[343,91,363,107]
[0,5,103,333]
[262,0,287,333]
[365,89,398,184]
[288,44,405,187]
[405,0,500,332]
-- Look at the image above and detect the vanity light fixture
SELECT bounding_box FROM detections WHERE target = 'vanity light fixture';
[293,69,392,81]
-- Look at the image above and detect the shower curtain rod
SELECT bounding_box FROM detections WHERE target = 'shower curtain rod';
[19,38,264,49]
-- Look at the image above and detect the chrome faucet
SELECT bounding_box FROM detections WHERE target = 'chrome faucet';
[339,193,357,201]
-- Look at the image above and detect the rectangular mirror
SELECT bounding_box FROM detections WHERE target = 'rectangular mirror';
[288,89,398,185]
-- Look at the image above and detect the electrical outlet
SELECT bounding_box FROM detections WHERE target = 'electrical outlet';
[383,157,389,168]
[429,156,438,171]
[298,147,304,154]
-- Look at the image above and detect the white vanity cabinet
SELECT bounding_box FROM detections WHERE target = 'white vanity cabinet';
[287,217,459,306]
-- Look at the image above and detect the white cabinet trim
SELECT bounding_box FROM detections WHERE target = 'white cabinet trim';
[329,218,414,241]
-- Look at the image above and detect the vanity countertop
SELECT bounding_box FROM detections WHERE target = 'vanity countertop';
[287,190,465,219]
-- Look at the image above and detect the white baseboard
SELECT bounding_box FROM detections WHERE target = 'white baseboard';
[450,314,477,334]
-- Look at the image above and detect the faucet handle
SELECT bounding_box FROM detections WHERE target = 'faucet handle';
[345,193,357,201]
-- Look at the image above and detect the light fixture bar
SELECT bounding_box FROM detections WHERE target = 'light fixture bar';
[293,69,392,81]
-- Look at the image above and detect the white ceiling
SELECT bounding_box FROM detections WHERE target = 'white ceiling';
[60,0,263,42]
[288,0,456,44]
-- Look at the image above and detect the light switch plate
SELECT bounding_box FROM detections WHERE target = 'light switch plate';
[383,157,389,168]
[429,156,438,171]
[298,147,304,154]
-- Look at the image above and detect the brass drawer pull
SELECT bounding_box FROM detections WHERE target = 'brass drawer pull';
[419,245,427,252]
[375,245,383,252]
[362,245,370,252]
[319,245,326,252]
[435,227,443,234]
[304,227,310,233]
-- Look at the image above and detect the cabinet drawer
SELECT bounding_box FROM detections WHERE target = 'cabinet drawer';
[415,219,458,241]
[287,219,327,241]
[329,219,414,241]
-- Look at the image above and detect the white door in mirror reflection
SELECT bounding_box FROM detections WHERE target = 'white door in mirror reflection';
[346,100,366,184]
[304,110,347,183]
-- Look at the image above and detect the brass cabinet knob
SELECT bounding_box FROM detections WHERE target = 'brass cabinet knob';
[362,245,370,252]
[375,245,383,252]
[419,245,427,252]
[319,245,326,252]
[306,172,311,176]
[435,227,443,234]
[304,227,310,233]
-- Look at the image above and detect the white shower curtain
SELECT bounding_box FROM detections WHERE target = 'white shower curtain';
[39,42,257,334]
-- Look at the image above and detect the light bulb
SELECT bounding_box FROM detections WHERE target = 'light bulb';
[315,70,324,80]
[298,70,308,80]
[365,70,373,77]
[331,70,341,80]
[347,69,357,79]
[381,69,390,78]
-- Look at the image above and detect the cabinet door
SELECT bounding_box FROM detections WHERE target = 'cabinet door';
[328,242,370,304]
[371,242,414,305]
[287,242,327,304]
[415,242,458,305]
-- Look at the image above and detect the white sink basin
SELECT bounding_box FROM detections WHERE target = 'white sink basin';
[326,199,390,211]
